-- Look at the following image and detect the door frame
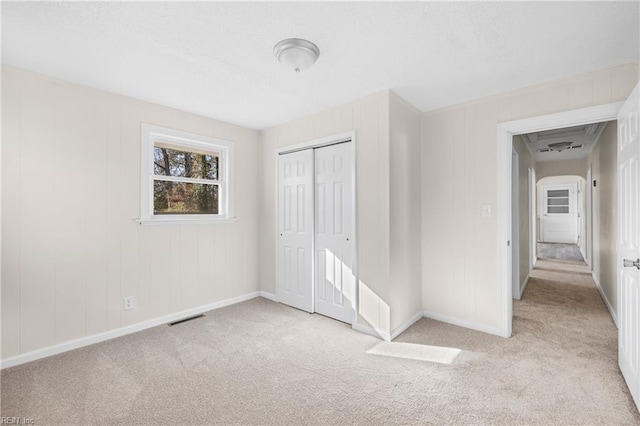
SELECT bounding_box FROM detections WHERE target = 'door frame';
[511,149,520,299]
[274,131,358,322]
[496,102,622,337]
[586,165,593,269]
[528,167,536,269]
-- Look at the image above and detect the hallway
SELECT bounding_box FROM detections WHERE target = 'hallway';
[515,257,634,417]
[398,256,639,422]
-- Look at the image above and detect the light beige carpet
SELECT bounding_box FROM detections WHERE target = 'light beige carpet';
[1,258,638,424]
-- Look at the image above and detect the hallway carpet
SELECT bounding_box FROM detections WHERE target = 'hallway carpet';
[1,260,638,424]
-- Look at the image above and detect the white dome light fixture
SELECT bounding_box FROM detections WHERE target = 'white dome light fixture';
[273,38,320,73]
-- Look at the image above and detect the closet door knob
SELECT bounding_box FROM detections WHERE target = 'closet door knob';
[623,258,640,270]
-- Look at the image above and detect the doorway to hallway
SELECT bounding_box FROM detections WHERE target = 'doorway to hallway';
[499,86,640,413]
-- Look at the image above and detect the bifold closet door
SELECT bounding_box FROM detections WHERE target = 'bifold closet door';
[277,149,314,313]
[314,142,355,324]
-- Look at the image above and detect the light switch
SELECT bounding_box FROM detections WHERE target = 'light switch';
[482,205,492,218]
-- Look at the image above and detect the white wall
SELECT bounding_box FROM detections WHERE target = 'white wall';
[389,93,422,330]
[258,90,422,335]
[536,158,588,181]
[1,66,260,359]
[588,121,618,315]
[4,61,637,361]
[258,91,392,334]
[422,63,638,332]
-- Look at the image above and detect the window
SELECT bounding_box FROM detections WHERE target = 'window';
[547,189,569,214]
[140,124,234,224]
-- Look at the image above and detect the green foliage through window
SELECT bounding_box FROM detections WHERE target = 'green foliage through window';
[153,145,220,215]
[153,146,219,180]
[154,181,218,215]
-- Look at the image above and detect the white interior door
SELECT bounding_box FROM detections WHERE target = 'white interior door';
[617,82,640,410]
[540,184,578,244]
[277,149,314,313]
[314,142,355,324]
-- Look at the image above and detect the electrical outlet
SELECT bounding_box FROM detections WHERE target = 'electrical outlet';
[123,296,135,311]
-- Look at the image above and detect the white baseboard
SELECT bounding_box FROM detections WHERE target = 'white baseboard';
[580,246,587,263]
[422,310,505,337]
[592,273,618,328]
[259,291,278,302]
[390,311,424,340]
[0,291,262,370]
[352,322,391,342]
[518,275,531,299]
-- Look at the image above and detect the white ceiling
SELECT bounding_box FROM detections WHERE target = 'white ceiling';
[2,2,638,130]
[521,121,610,163]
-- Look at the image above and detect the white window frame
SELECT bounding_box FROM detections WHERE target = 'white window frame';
[139,124,235,225]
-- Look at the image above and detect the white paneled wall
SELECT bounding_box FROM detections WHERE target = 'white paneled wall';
[422,63,639,331]
[536,158,588,181]
[589,121,618,316]
[4,61,639,361]
[259,90,423,336]
[389,93,422,330]
[259,91,393,334]
[1,66,259,359]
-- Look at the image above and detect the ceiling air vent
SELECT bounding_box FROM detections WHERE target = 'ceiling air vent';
[546,141,573,152]
[537,142,583,153]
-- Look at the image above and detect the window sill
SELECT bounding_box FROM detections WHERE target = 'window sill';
[135,217,237,226]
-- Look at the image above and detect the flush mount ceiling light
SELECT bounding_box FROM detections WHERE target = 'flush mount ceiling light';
[273,38,320,73]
